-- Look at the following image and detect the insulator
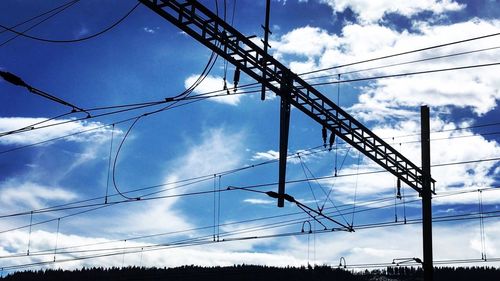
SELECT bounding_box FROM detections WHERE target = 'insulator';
[223,79,230,95]
[0,71,29,87]
[396,178,402,199]
[329,131,335,151]
[322,126,327,148]
[233,67,240,92]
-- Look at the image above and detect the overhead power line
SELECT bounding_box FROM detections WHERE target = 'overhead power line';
[302,45,500,82]
[1,193,400,260]
[0,2,140,44]
[2,207,500,271]
[0,0,78,36]
[308,61,500,87]
[0,70,90,116]
[0,154,498,230]
[0,84,262,139]
[0,0,80,47]
[299,31,500,76]
[0,145,327,220]
[2,184,498,261]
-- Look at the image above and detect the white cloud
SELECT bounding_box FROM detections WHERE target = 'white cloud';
[322,117,500,204]
[0,180,78,210]
[0,117,121,199]
[109,128,246,234]
[283,221,500,267]
[251,148,326,164]
[2,219,500,271]
[143,27,158,34]
[243,198,274,205]
[270,26,340,59]
[2,1,499,272]
[270,19,500,120]
[320,0,465,23]
[75,26,89,38]
[184,75,242,106]
[169,128,246,178]
[0,117,116,146]
[0,229,307,270]
[252,150,279,161]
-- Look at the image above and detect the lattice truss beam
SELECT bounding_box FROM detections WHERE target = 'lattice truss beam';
[139,0,434,197]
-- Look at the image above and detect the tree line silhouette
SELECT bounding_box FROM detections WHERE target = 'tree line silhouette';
[2,264,499,280]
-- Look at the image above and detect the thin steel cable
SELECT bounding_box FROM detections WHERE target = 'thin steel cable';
[478,190,487,260]
[105,124,115,204]
[4,211,500,271]
[53,218,60,262]
[0,0,77,35]
[299,153,351,226]
[394,178,398,222]
[217,175,222,241]
[0,0,80,47]
[26,211,33,256]
[0,157,497,242]
[213,174,217,241]
[298,154,321,211]
[112,117,143,201]
[320,147,352,211]
[302,45,500,82]
[2,188,500,263]
[351,151,360,226]
[0,2,140,44]
[299,32,500,76]
[307,61,500,87]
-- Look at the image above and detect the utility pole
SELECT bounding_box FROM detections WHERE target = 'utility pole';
[421,105,433,281]
[278,74,291,207]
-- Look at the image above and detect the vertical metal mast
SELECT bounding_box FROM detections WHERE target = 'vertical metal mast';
[261,0,271,101]
[278,74,291,207]
[421,105,433,281]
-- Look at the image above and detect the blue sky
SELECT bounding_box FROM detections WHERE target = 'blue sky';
[0,0,500,272]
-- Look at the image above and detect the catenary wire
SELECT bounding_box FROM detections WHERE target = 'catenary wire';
[0,85,262,140]
[0,157,498,240]
[3,59,499,140]
[1,153,498,220]
[299,32,500,76]
[1,111,498,157]
[301,45,500,82]
[0,0,80,47]
[307,61,500,87]
[0,2,140,44]
[1,182,499,260]
[0,0,78,35]
[2,187,498,261]
[0,145,328,220]
[3,208,500,271]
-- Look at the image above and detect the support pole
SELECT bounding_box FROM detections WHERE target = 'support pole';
[277,76,291,207]
[261,0,271,101]
[421,105,433,281]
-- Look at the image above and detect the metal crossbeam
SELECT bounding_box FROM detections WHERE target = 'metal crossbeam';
[139,0,434,194]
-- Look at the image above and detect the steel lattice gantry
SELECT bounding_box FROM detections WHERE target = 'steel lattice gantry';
[138,0,435,206]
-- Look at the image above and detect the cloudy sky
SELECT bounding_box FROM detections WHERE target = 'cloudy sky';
[0,0,499,273]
